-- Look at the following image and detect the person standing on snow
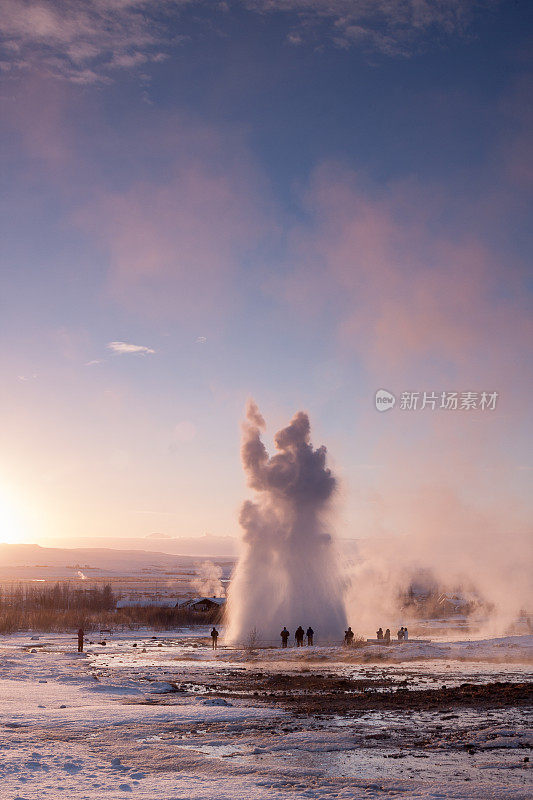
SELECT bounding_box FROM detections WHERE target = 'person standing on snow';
[280,627,290,648]
[306,627,314,646]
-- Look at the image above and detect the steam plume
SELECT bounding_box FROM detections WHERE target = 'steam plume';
[190,560,225,598]
[344,486,533,637]
[226,401,347,643]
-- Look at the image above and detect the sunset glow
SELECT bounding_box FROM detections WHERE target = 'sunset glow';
[0,485,26,544]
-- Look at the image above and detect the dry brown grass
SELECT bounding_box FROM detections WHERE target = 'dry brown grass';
[0,603,222,633]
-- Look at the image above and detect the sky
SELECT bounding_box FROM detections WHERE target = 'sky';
[0,0,532,548]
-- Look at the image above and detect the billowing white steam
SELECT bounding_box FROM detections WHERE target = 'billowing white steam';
[226,401,347,643]
[190,560,225,598]
[344,488,533,637]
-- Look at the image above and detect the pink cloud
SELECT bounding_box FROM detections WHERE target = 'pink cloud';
[281,163,532,387]
[1,75,76,172]
[77,127,275,321]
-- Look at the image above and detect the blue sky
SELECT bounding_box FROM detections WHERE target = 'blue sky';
[0,1,531,545]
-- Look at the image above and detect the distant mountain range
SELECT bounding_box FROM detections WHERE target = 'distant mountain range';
[0,542,236,580]
[0,536,359,579]
[47,534,240,556]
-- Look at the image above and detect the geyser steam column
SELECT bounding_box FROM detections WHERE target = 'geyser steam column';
[226,401,347,644]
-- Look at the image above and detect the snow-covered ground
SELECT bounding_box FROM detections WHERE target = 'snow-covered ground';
[0,630,531,799]
[194,632,533,664]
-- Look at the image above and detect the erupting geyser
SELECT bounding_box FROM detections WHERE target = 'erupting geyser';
[226,401,347,643]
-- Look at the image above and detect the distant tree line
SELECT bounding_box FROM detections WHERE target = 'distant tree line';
[0,582,223,633]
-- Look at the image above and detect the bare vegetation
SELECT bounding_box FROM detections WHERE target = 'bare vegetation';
[244,626,260,657]
[0,582,222,633]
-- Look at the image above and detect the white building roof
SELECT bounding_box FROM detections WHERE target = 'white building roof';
[116,599,179,609]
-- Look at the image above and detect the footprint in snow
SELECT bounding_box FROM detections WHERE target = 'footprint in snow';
[24,761,49,771]
[63,762,83,774]
[119,784,132,792]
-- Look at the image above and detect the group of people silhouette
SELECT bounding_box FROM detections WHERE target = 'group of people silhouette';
[280,626,314,647]
[209,623,410,650]
[376,626,409,643]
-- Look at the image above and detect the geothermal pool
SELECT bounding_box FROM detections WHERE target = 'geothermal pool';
[0,628,531,799]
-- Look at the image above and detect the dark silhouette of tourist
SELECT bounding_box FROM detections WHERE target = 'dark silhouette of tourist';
[344,626,354,646]
[397,627,404,641]
[77,628,84,653]
[280,627,290,648]
[306,627,314,646]
[210,627,219,650]
[376,627,383,640]
[384,628,391,644]
[403,627,409,641]
[295,626,305,647]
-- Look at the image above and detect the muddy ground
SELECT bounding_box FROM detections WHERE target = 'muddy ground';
[170,670,533,715]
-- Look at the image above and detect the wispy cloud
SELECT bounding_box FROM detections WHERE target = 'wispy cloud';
[107,341,156,355]
[0,0,495,83]
[0,0,189,83]
[246,0,492,56]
